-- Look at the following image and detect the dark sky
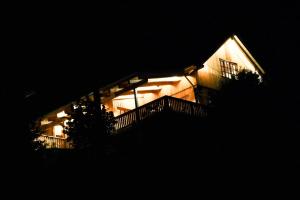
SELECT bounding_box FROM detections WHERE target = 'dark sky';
[4,1,300,113]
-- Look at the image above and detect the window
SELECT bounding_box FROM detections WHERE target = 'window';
[53,125,64,137]
[219,58,238,79]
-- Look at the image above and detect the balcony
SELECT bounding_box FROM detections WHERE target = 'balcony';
[39,96,206,149]
[38,135,72,149]
[114,95,207,131]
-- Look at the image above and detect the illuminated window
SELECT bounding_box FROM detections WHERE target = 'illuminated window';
[53,125,64,137]
[219,58,238,79]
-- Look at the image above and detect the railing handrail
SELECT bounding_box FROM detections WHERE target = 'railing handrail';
[114,95,207,131]
[40,134,67,139]
[39,135,71,149]
[39,96,206,148]
[115,95,201,119]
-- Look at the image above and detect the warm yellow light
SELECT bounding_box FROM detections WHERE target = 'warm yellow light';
[41,119,52,125]
[202,64,209,72]
[57,111,67,118]
[53,125,63,137]
[233,35,265,74]
[227,39,257,73]
[129,78,142,84]
[136,86,161,91]
[63,120,69,127]
[114,94,144,100]
[110,86,123,93]
[148,77,181,83]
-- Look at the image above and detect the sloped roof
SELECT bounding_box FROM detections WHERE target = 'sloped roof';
[232,35,265,75]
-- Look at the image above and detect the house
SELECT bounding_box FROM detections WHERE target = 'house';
[37,34,265,148]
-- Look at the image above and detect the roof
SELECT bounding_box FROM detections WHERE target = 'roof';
[232,35,265,75]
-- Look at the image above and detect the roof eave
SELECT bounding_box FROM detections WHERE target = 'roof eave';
[232,35,265,75]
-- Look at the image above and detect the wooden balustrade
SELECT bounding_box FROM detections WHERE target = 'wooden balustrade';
[114,96,207,131]
[39,135,72,149]
[38,96,206,148]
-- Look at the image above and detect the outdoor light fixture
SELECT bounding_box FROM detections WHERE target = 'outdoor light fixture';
[57,111,67,118]
[136,86,161,91]
[148,77,182,83]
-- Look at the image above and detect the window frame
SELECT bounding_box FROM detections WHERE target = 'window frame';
[219,58,238,79]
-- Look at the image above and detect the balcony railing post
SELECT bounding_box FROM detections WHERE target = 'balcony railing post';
[136,107,140,124]
[164,96,169,111]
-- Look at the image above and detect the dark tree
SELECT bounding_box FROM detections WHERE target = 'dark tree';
[65,100,115,160]
[209,70,277,170]
[0,85,47,177]
[27,121,46,152]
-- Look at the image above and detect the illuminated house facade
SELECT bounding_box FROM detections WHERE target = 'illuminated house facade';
[38,35,265,148]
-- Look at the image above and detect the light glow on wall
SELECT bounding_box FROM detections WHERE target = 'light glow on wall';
[53,125,63,137]
[136,86,161,91]
[226,38,257,73]
[41,119,52,125]
[114,94,144,100]
[202,64,209,72]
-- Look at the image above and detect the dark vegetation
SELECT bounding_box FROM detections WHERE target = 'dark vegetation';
[20,70,298,180]
[2,69,298,194]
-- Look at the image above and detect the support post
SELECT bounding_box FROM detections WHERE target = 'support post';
[133,88,139,108]
[133,88,140,122]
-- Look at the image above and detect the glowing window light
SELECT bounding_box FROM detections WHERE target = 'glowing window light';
[148,77,181,83]
[53,125,63,137]
[57,111,67,118]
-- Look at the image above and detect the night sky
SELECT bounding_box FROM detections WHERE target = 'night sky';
[4,1,300,114]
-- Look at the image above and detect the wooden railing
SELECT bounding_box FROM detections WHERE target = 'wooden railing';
[38,96,206,148]
[38,135,72,149]
[114,96,207,131]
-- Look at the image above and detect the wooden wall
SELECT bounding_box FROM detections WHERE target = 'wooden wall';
[106,76,197,116]
[198,38,259,90]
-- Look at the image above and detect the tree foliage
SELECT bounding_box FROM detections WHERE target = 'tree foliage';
[65,100,115,154]
[209,70,276,168]
[215,70,265,116]
[28,122,46,152]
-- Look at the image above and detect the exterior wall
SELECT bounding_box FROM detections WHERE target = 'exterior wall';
[109,96,136,116]
[198,38,259,90]
[106,76,197,116]
[42,125,54,136]
[172,87,195,102]
[104,99,114,113]
[138,92,160,106]
[155,76,196,100]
